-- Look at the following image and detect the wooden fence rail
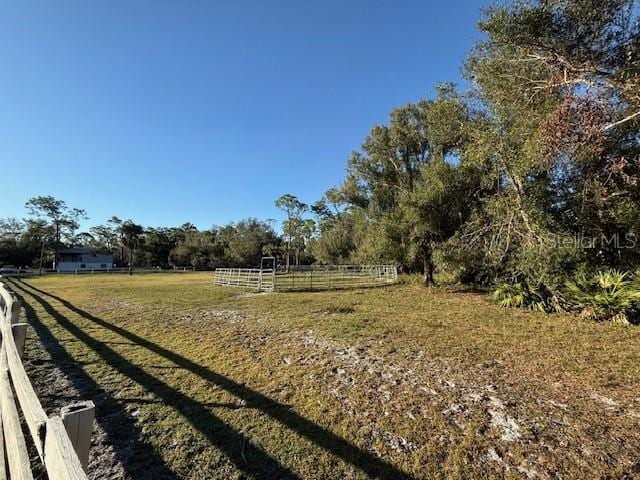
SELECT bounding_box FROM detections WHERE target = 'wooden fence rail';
[0,280,93,480]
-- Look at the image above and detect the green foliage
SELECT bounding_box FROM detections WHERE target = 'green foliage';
[308,213,358,264]
[119,221,144,270]
[310,84,479,284]
[311,0,640,290]
[0,218,53,268]
[3,209,285,271]
[219,218,281,267]
[168,229,222,269]
[25,195,87,268]
[565,270,640,323]
[395,274,425,285]
[167,219,280,269]
[275,194,314,268]
[139,228,175,267]
[490,282,557,313]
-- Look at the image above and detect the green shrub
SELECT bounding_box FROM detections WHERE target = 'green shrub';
[396,274,425,285]
[490,282,556,313]
[564,270,640,324]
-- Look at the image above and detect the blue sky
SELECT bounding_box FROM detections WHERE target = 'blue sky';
[0,0,486,231]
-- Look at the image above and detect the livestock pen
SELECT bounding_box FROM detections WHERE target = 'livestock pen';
[214,263,398,292]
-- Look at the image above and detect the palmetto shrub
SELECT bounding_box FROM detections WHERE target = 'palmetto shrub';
[564,270,640,324]
[490,282,556,313]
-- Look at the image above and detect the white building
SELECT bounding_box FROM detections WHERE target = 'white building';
[58,248,113,272]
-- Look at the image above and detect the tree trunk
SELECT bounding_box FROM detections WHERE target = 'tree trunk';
[286,237,291,272]
[422,241,435,287]
[129,248,134,275]
[54,223,60,271]
[38,238,46,276]
[119,234,125,267]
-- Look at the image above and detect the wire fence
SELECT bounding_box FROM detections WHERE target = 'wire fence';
[214,264,397,292]
[1,266,196,277]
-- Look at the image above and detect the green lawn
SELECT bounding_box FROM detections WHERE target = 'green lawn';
[7,273,640,479]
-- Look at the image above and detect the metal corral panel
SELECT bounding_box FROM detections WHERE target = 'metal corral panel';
[214,265,397,292]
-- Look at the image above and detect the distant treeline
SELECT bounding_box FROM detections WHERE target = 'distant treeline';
[0,207,282,270]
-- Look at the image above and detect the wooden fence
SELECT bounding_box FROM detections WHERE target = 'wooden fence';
[0,281,94,480]
[214,265,397,292]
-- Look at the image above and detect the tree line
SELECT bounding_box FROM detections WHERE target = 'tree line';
[0,192,320,272]
[0,196,282,271]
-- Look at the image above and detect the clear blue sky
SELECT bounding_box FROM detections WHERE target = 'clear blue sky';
[1,0,486,231]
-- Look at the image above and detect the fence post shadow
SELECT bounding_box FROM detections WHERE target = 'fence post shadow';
[10,280,300,480]
[13,278,413,480]
[13,289,178,480]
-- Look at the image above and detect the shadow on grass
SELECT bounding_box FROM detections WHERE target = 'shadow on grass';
[14,290,178,479]
[10,280,299,480]
[13,278,413,480]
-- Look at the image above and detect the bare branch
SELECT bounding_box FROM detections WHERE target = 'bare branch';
[601,111,640,132]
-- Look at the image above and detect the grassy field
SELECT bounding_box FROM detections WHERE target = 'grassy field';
[6,273,640,479]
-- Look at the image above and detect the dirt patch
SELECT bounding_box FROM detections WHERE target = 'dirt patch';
[313,305,357,315]
[275,329,640,478]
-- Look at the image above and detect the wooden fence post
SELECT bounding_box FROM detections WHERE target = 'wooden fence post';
[44,417,87,480]
[60,401,95,471]
[12,323,28,359]
[10,295,21,325]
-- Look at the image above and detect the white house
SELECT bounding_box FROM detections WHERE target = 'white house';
[57,248,114,272]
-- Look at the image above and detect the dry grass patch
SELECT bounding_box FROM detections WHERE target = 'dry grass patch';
[6,273,640,479]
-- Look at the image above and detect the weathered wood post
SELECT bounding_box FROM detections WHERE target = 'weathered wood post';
[9,294,27,359]
[10,295,21,324]
[12,324,28,359]
[60,401,95,471]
